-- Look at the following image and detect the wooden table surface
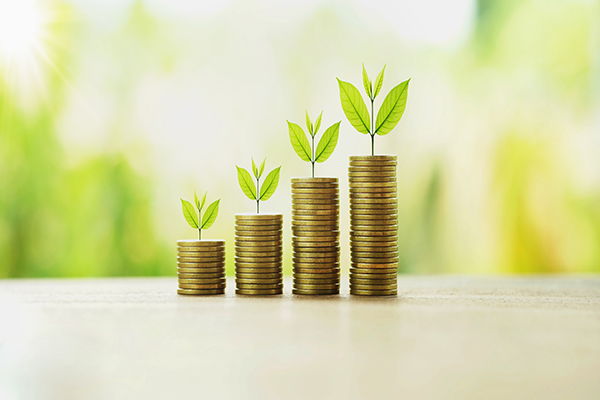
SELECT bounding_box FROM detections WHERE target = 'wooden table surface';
[0,276,599,400]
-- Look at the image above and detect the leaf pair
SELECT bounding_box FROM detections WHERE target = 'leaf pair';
[338,65,410,136]
[251,157,266,179]
[288,113,340,164]
[237,162,281,201]
[181,192,220,230]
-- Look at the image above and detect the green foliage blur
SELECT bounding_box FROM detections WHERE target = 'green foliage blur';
[0,0,599,277]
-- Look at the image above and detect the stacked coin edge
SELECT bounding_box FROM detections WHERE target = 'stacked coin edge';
[177,239,226,295]
[291,177,340,295]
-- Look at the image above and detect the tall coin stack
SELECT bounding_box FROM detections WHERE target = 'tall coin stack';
[235,213,283,295]
[349,155,398,296]
[291,178,340,295]
[177,240,226,295]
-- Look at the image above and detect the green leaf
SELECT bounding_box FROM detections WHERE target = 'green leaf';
[315,121,340,163]
[287,121,312,162]
[314,111,323,135]
[251,157,258,178]
[201,199,220,230]
[373,65,386,99]
[375,78,410,136]
[305,110,313,136]
[236,166,256,200]
[258,158,266,178]
[337,78,370,135]
[194,191,200,209]
[259,166,281,201]
[200,191,207,210]
[181,199,199,229]
[362,63,372,99]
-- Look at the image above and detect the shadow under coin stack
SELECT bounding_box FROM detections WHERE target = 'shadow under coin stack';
[177,240,226,295]
[349,155,398,296]
[291,178,340,295]
[235,213,283,295]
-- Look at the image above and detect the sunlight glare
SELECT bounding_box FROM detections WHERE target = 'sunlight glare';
[0,0,43,59]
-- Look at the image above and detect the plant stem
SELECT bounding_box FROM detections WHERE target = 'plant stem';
[371,98,375,156]
[311,134,315,178]
[198,209,202,240]
[256,177,260,214]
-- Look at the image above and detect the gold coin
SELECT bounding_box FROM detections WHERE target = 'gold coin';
[292,230,340,237]
[235,256,281,264]
[177,257,225,264]
[177,261,224,268]
[236,278,282,285]
[350,231,397,238]
[350,278,397,285]
[178,247,225,253]
[177,288,225,295]
[350,223,398,230]
[179,283,226,289]
[235,247,282,254]
[350,185,397,192]
[236,283,282,290]
[350,196,397,203]
[292,187,338,193]
[350,205,398,212]
[177,267,225,274]
[349,170,397,176]
[350,289,397,296]
[236,289,282,295]
[236,272,281,280]
[293,243,339,250]
[291,193,340,199]
[235,213,282,220]
[293,251,339,258]
[350,155,397,161]
[292,201,339,208]
[293,257,338,264]
[292,283,339,290]
[235,220,283,227]
[292,208,339,216]
[349,165,396,171]
[235,268,282,274]
[352,251,399,258]
[293,273,339,281]
[292,198,339,204]
[178,273,225,279]
[292,225,338,232]
[351,247,399,255]
[234,233,282,240]
[349,234,397,241]
[177,239,225,247]
[350,219,398,227]
[235,237,282,244]
[235,225,282,231]
[294,268,339,275]
[292,218,338,225]
[352,259,398,266]
[291,185,339,191]
[294,277,339,284]
[349,177,397,183]
[291,177,339,184]
[350,192,397,199]
[178,278,226,284]
[293,261,339,268]
[351,213,398,220]
[235,261,281,268]
[235,240,282,248]
[350,267,397,274]
[293,289,339,295]
[293,239,339,246]
[350,271,397,279]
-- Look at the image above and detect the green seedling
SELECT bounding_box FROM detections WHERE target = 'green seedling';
[287,110,341,177]
[180,191,220,240]
[337,64,410,155]
[236,157,281,214]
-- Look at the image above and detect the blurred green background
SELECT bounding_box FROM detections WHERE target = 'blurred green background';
[1,0,599,278]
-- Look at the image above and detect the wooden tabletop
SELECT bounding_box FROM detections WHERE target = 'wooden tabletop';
[0,276,599,400]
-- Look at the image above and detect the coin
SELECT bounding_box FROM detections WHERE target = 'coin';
[177,239,225,247]
[177,267,225,274]
[293,289,339,295]
[350,192,397,199]
[235,225,282,231]
[235,240,282,247]
[350,231,397,238]
[352,251,399,258]
[235,256,281,263]
[293,267,339,274]
[177,256,225,263]
[234,231,282,238]
[350,289,397,296]
[177,288,225,295]
[179,283,226,289]
[292,202,339,209]
[178,278,226,284]
[236,273,281,280]
[293,272,339,279]
[349,166,396,172]
[350,155,397,161]
[292,187,338,193]
[236,283,282,290]
[234,236,282,243]
[350,206,398,214]
[293,250,339,257]
[235,261,281,268]
[350,267,397,275]
[292,208,339,215]
[351,247,399,254]
[350,278,397,285]
[293,261,339,268]
[352,257,398,265]
[235,213,282,220]
[291,177,338,183]
[236,289,282,295]
[350,273,397,281]
[293,258,339,266]
[351,213,398,220]
[291,194,340,199]
[178,273,225,279]
[235,249,282,256]
[293,283,339,290]
[292,230,340,237]
[293,277,339,285]
[236,278,282,285]
[292,198,339,204]
[349,177,397,183]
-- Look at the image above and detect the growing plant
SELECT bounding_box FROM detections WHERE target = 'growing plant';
[180,192,220,240]
[287,111,340,177]
[236,157,281,214]
[337,64,410,156]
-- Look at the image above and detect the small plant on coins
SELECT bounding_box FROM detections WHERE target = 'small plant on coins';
[180,192,220,240]
[337,64,410,156]
[287,111,340,178]
[236,157,281,214]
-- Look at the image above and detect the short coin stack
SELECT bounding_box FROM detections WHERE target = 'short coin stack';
[177,240,226,295]
[235,213,283,295]
[349,155,398,296]
[291,177,340,295]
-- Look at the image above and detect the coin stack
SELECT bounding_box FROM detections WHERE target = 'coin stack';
[291,177,340,295]
[177,240,226,295]
[349,155,398,296]
[235,213,283,295]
